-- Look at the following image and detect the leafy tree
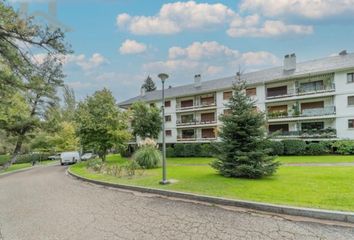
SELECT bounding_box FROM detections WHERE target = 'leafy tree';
[0,2,69,98]
[61,85,76,122]
[51,121,79,152]
[75,89,131,161]
[131,101,162,139]
[1,56,65,166]
[211,78,279,179]
[141,76,156,92]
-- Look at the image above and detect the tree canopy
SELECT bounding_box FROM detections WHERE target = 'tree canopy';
[75,89,131,161]
[131,101,162,140]
[141,76,157,92]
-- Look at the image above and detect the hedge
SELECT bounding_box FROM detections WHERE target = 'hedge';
[15,153,51,164]
[282,140,307,155]
[263,141,284,156]
[306,142,328,155]
[332,140,354,155]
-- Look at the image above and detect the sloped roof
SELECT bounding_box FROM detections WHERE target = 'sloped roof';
[118,53,354,108]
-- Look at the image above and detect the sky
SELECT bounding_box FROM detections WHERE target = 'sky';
[8,0,354,103]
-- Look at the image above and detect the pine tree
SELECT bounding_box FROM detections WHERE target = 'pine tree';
[142,76,157,92]
[211,77,280,179]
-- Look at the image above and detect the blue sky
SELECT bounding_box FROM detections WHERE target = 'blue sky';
[9,0,354,102]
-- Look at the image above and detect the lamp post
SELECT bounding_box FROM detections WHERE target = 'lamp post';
[158,73,169,185]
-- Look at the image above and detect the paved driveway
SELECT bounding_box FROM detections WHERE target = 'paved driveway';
[0,165,353,240]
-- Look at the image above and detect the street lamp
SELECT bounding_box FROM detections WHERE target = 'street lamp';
[158,73,170,185]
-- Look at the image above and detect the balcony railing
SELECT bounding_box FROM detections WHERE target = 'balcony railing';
[270,128,337,139]
[176,102,216,111]
[176,119,217,126]
[266,83,335,100]
[177,136,217,141]
[267,106,336,119]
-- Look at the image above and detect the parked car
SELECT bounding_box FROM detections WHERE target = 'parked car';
[80,153,96,161]
[48,153,61,161]
[60,152,80,165]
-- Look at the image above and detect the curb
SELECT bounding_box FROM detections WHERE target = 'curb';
[0,162,58,177]
[68,169,354,224]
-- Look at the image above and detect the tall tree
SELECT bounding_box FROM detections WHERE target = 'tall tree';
[141,76,156,92]
[211,77,280,179]
[2,56,65,166]
[131,101,162,139]
[61,85,76,122]
[75,89,131,161]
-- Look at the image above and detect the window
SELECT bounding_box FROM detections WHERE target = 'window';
[180,99,194,108]
[164,100,171,107]
[165,130,172,136]
[349,120,354,129]
[223,91,232,100]
[246,88,257,96]
[201,128,215,139]
[165,115,171,122]
[347,73,354,83]
[269,124,289,133]
[267,86,287,97]
[200,112,215,122]
[301,122,324,131]
[181,114,194,123]
[348,96,354,106]
[299,80,324,92]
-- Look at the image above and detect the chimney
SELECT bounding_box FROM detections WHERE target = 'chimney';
[283,53,296,71]
[140,87,145,96]
[194,74,201,88]
[339,50,348,56]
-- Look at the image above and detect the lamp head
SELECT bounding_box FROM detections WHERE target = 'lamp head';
[158,73,169,83]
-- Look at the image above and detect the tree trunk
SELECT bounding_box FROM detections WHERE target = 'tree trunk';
[3,134,24,169]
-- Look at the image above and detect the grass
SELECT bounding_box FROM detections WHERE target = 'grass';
[70,154,354,212]
[278,155,354,164]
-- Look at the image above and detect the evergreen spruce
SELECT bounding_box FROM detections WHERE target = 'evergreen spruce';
[141,76,157,92]
[211,77,280,179]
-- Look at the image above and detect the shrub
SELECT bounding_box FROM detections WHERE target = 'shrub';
[263,141,284,156]
[16,153,50,164]
[282,140,306,155]
[306,143,328,155]
[174,144,185,157]
[133,146,162,169]
[200,144,214,157]
[332,140,354,155]
[184,144,195,157]
[193,144,202,157]
[166,146,175,157]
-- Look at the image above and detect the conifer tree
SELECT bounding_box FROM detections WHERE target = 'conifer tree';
[211,76,280,179]
[141,76,157,92]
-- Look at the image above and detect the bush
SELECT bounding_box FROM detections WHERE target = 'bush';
[133,146,161,169]
[174,144,185,157]
[16,153,50,164]
[166,147,175,157]
[332,140,354,155]
[200,144,214,157]
[184,144,195,157]
[306,143,328,155]
[263,141,284,156]
[282,140,306,155]
[193,144,202,157]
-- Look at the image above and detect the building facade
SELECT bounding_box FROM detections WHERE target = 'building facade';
[119,52,354,143]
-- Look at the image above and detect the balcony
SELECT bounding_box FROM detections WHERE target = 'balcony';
[270,128,337,139]
[176,102,217,112]
[266,83,335,100]
[267,106,336,121]
[176,119,217,127]
[177,136,217,142]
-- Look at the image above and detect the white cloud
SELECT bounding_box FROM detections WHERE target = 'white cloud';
[116,1,235,35]
[144,41,279,80]
[32,53,108,71]
[240,0,354,19]
[227,20,313,38]
[119,39,147,55]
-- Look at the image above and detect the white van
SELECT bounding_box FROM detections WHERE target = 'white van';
[60,152,80,165]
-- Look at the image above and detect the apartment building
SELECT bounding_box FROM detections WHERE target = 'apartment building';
[118,51,354,143]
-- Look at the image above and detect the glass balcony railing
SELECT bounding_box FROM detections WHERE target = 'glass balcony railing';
[269,128,337,139]
[176,102,216,111]
[266,83,335,99]
[267,106,336,119]
[176,119,217,126]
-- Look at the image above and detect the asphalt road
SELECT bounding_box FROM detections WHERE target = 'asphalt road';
[0,165,353,240]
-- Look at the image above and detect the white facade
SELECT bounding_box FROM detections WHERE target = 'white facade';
[121,54,354,143]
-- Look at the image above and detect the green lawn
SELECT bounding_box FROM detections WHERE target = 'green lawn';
[1,163,32,173]
[278,155,354,164]
[70,154,354,212]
